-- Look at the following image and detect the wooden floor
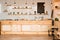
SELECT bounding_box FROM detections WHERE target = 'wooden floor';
[0,34,52,40]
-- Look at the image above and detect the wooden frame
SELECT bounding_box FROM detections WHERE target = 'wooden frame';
[0,22,1,35]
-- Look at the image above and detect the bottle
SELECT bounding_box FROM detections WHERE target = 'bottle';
[45,11,48,15]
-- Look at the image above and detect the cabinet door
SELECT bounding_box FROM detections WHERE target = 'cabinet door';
[31,25,40,31]
[1,25,11,31]
[12,25,21,32]
[22,25,31,31]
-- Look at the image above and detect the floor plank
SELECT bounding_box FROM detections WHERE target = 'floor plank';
[0,34,52,40]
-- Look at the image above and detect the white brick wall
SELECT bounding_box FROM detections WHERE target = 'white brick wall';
[0,0,52,20]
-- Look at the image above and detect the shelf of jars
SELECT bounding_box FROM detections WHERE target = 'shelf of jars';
[3,8,32,13]
[7,11,48,15]
[7,6,32,9]
[0,16,48,21]
[8,12,35,15]
[13,6,32,9]
[0,13,48,21]
[3,5,33,13]
[8,13,38,15]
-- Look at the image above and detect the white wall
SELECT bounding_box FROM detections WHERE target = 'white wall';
[53,1,60,21]
[0,0,52,20]
[53,2,60,21]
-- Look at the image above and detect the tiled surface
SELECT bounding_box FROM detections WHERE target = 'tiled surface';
[0,34,52,40]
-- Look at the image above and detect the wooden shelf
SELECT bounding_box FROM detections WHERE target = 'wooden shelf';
[13,8,32,9]
[12,6,32,9]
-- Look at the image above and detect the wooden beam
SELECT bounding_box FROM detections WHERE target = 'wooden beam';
[54,0,60,2]
[0,22,1,35]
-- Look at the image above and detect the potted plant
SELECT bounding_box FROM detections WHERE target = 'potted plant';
[55,18,59,21]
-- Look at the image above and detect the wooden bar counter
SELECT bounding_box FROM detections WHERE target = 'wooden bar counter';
[0,20,52,35]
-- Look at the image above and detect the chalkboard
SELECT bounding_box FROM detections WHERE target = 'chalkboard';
[37,2,45,14]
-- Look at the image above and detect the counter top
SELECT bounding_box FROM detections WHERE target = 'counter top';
[0,19,52,21]
[0,20,52,25]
